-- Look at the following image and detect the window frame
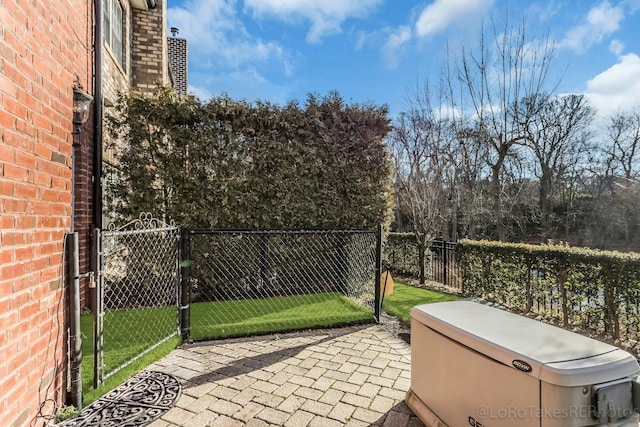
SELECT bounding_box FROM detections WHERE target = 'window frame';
[104,0,124,67]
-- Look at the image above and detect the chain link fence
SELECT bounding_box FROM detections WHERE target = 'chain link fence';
[185,229,379,341]
[93,214,180,385]
[89,218,381,387]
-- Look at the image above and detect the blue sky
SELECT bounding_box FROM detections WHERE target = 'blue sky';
[166,0,640,118]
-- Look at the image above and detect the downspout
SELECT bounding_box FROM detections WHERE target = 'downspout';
[89,0,103,316]
[85,0,103,375]
[93,0,103,231]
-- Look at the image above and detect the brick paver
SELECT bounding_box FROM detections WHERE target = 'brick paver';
[147,325,424,426]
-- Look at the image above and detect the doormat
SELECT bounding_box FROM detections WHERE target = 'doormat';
[57,370,181,426]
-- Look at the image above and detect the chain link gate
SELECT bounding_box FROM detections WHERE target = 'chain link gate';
[93,214,181,387]
[181,229,382,341]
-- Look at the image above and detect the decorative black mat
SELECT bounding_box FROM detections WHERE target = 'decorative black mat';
[58,370,181,427]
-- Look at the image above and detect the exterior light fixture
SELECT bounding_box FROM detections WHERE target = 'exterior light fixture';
[72,81,94,131]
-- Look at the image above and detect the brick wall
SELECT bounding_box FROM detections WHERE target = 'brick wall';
[131,1,169,94]
[73,119,94,310]
[0,0,93,425]
[167,37,188,96]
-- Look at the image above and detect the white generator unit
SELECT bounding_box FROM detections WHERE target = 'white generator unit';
[407,300,640,427]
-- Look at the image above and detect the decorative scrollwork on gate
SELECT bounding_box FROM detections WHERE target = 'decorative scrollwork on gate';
[105,212,177,231]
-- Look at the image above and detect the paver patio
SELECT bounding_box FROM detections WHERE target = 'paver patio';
[146,324,425,426]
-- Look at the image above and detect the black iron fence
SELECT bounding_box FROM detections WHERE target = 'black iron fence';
[430,239,462,291]
[384,233,462,292]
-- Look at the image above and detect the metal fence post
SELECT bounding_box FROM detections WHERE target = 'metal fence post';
[180,227,191,340]
[66,232,82,407]
[374,224,383,322]
[259,233,271,296]
[92,227,104,388]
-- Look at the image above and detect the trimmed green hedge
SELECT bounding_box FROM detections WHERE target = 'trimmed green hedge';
[457,239,640,339]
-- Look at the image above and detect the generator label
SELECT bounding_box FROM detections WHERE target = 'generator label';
[512,359,532,372]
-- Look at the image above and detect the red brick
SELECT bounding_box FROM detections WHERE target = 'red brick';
[51,176,68,190]
[13,275,35,293]
[7,320,30,344]
[0,144,14,162]
[28,335,49,358]
[3,198,27,213]
[15,215,35,228]
[37,216,58,228]
[3,377,27,406]
[39,318,54,336]
[32,170,52,186]
[0,373,18,397]
[0,109,16,129]
[52,123,69,142]
[3,95,28,119]
[0,180,15,196]
[33,142,52,160]
[15,182,37,199]
[2,163,27,180]
[3,128,32,150]
[29,257,49,273]
[2,60,28,89]
[0,249,13,263]
[2,0,95,421]
[35,157,56,175]
[14,246,36,260]
[14,149,36,169]
[19,301,39,321]
[59,191,72,203]
[40,187,58,202]
[51,229,65,241]
[15,117,37,137]
[31,200,53,215]
[39,265,60,283]
[0,311,19,332]
[0,73,15,96]
[1,232,26,246]
[16,88,38,112]
[1,262,25,279]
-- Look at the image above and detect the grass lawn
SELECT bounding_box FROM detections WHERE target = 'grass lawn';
[80,306,179,406]
[382,282,460,324]
[190,292,373,341]
[80,291,372,405]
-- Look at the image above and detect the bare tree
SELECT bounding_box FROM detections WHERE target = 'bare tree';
[454,17,557,240]
[449,126,490,240]
[390,81,453,283]
[524,94,595,238]
[596,109,640,247]
[606,109,640,180]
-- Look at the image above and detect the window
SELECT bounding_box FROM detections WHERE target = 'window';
[104,0,124,67]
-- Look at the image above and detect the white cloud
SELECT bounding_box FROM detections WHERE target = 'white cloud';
[560,1,625,53]
[585,53,640,116]
[168,0,289,69]
[623,0,640,13]
[188,84,214,101]
[609,39,625,56]
[415,0,495,38]
[525,1,561,23]
[381,26,412,69]
[243,0,384,44]
[189,68,294,104]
